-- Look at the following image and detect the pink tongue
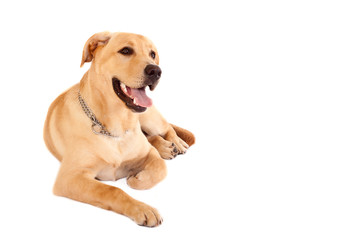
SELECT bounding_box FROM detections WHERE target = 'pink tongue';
[128,87,153,107]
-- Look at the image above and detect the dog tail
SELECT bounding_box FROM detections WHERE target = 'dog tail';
[171,124,196,147]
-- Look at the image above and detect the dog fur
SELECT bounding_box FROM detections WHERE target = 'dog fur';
[43,32,195,227]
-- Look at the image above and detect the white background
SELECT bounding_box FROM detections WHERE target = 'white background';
[1,0,359,239]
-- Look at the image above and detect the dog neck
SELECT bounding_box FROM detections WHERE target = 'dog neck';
[79,68,140,136]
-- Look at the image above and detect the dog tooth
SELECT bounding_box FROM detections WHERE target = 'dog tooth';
[120,83,127,93]
[133,98,138,105]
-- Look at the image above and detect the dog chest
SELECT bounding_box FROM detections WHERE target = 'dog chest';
[94,132,151,181]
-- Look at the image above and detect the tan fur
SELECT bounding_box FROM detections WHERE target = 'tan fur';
[43,32,195,227]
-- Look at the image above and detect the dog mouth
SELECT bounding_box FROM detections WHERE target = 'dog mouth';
[112,78,153,112]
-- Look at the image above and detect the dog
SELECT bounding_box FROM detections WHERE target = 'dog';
[43,31,195,227]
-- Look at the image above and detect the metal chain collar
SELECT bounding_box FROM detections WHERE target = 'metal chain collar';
[78,91,118,138]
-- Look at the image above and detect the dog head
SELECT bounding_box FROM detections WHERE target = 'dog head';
[81,31,161,112]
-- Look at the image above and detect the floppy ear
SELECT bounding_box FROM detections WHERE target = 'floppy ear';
[80,31,112,67]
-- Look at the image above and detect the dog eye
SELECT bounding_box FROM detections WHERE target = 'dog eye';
[118,47,133,55]
[150,51,156,59]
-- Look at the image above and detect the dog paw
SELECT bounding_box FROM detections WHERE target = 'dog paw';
[166,135,189,156]
[157,139,188,159]
[158,141,179,160]
[126,201,163,227]
[147,135,180,160]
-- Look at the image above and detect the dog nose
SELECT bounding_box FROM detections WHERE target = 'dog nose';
[144,64,162,80]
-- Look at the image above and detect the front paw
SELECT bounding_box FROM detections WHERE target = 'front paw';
[158,140,180,160]
[125,201,163,227]
[147,135,180,160]
[166,134,189,156]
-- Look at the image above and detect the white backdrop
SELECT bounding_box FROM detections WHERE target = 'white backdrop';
[1,0,359,239]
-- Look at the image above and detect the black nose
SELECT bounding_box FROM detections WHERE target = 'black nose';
[144,64,162,80]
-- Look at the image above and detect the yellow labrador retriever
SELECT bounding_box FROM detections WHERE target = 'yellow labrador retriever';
[43,31,195,227]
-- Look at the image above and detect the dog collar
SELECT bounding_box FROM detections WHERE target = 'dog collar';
[78,91,118,138]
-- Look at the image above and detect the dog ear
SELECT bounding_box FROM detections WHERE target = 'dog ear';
[80,31,112,67]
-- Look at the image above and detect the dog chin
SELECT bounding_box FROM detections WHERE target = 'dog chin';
[112,77,151,113]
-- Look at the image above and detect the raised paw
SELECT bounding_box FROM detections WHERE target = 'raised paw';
[172,137,189,155]
[147,135,179,160]
[165,134,189,156]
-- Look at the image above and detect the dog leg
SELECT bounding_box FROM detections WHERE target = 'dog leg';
[139,107,195,156]
[127,149,167,190]
[170,124,196,147]
[53,160,162,227]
